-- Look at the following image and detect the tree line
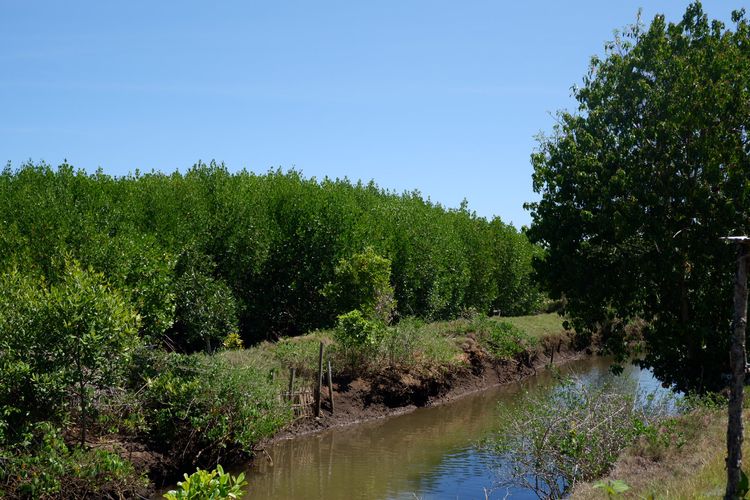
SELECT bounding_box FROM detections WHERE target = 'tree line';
[0,161,542,351]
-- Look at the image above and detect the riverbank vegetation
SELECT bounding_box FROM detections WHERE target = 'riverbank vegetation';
[572,395,731,499]
[0,155,556,498]
[485,374,680,499]
[0,312,569,497]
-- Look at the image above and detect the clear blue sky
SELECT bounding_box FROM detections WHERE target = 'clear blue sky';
[0,1,739,227]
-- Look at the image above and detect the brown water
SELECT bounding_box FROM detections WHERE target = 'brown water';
[241,358,665,500]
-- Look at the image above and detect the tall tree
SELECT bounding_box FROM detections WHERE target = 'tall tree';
[527,3,750,393]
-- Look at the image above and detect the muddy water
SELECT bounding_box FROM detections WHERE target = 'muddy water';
[243,358,666,500]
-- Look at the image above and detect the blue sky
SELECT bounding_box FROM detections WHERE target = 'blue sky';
[0,1,740,227]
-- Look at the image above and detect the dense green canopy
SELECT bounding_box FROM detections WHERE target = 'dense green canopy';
[0,161,541,348]
[527,2,750,392]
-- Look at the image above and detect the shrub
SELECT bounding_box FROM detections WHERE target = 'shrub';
[469,315,537,360]
[378,317,462,369]
[484,321,536,359]
[273,335,328,378]
[138,352,291,468]
[331,310,385,373]
[0,262,140,447]
[334,310,383,348]
[323,247,396,324]
[0,422,146,499]
[222,332,245,350]
[485,376,674,499]
[171,253,239,353]
[163,465,246,500]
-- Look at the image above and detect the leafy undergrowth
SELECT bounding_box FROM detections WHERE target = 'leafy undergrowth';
[572,395,732,499]
[0,423,149,499]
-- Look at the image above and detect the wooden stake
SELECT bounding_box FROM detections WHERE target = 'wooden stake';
[288,367,296,401]
[725,238,749,500]
[327,360,335,414]
[316,342,324,418]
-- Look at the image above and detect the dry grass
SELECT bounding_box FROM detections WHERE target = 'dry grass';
[573,407,742,499]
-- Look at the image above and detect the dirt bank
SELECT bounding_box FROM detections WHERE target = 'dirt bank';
[265,332,589,442]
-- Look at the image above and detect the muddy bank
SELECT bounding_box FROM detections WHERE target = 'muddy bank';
[265,332,589,442]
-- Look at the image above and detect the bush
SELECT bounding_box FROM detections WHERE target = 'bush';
[137,352,291,468]
[377,317,462,370]
[0,422,146,499]
[164,465,246,500]
[485,375,674,499]
[323,247,396,323]
[331,310,385,372]
[0,262,140,447]
[484,321,536,359]
[170,251,239,353]
[469,315,537,360]
[334,309,384,348]
[273,335,328,378]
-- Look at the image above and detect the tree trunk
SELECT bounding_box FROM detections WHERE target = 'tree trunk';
[726,242,748,500]
[77,356,87,448]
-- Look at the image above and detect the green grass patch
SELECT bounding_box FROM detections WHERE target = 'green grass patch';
[501,313,567,339]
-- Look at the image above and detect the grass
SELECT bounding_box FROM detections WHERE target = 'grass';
[573,403,737,499]
[502,312,567,339]
[225,313,568,380]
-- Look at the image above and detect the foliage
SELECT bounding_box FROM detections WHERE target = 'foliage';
[526,3,750,392]
[0,261,140,447]
[0,422,146,499]
[485,375,674,499]
[323,247,396,324]
[170,251,239,353]
[136,351,292,467]
[273,335,329,378]
[377,316,463,369]
[334,310,384,348]
[0,161,542,346]
[222,332,245,350]
[473,317,538,359]
[331,310,384,371]
[593,479,630,498]
[163,465,246,500]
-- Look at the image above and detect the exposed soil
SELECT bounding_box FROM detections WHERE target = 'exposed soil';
[265,332,589,442]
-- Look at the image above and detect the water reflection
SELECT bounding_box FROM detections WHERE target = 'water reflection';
[244,358,667,500]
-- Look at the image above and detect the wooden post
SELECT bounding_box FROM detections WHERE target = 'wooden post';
[724,237,750,500]
[327,360,335,414]
[316,342,324,418]
[288,367,296,401]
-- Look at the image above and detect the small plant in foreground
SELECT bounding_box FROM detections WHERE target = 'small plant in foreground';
[593,479,630,498]
[163,465,246,500]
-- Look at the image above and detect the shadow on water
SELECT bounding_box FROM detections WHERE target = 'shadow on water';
[243,357,670,500]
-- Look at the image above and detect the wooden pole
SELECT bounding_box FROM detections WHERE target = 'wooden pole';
[327,360,335,414]
[726,239,749,500]
[316,342,324,418]
[288,367,296,401]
